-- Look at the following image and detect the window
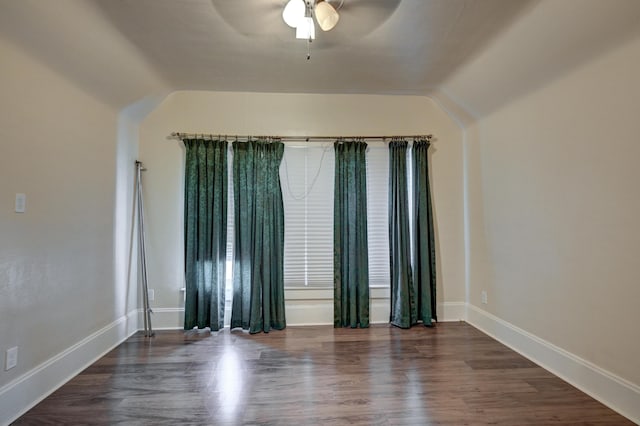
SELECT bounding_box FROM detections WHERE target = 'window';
[225,148,235,303]
[280,142,390,288]
[281,143,334,287]
[365,144,390,287]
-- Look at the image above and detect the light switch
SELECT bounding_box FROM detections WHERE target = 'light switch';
[5,346,18,370]
[15,194,26,213]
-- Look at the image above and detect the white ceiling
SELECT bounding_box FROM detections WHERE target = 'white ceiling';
[0,0,533,108]
[1,0,639,116]
[90,0,534,96]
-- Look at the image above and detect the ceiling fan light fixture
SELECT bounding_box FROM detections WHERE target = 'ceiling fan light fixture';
[295,16,316,40]
[283,0,305,28]
[314,0,340,31]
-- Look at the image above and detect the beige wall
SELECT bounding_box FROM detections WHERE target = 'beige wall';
[465,33,640,385]
[138,91,465,325]
[0,37,124,391]
[1,0,637,420]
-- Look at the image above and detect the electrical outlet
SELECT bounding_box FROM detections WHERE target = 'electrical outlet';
[481,290,488,305]
[5,347,18,370]
[148,289,154,301]
[15,194,26,213]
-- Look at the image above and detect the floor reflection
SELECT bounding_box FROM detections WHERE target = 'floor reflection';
[216,345,243,421]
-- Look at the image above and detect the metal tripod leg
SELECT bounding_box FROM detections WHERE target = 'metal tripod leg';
[136,161,154,337]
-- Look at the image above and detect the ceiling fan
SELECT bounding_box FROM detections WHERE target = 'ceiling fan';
[282,0,345,40]
[210,0,402,52]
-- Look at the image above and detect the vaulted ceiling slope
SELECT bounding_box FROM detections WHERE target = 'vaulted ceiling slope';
[1,0,639,117]
[440,0,640,118]
[0,0,169,109]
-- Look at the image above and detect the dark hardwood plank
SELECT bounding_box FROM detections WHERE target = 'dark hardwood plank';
[13,323,633,425]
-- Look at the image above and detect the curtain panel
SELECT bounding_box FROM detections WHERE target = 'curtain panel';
[231,140,287,334]
[412,139,437,325]
[183,138,228,331]
[388,140,415,328]
[334,141,370,328]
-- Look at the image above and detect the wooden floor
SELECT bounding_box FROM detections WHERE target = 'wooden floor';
[14,323,632,425]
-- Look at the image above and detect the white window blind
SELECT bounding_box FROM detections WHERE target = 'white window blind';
[225,148,235,302]
[279,142,390,288]
[365,145,390,287]
[280,144,335,287]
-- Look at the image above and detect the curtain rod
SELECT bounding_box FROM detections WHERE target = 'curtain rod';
[170,132,433,142]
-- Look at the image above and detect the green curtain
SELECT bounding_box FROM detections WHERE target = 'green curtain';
[183,138,228,331]
[388,140,415,328]
[412,139,437,325]
[334,141,370,328]
[231,140,286,334]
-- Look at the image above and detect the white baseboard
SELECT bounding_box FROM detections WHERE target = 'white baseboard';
[286,301,333,326]
[466,304,640,425]
[143,307,185,330]
[0,310,139,426]
[286,286,395,325]
[438,301,466,322]
[285,289,467,326]
[146,292,466,328]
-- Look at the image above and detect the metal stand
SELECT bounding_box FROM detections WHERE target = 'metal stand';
[136,161,154,337]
